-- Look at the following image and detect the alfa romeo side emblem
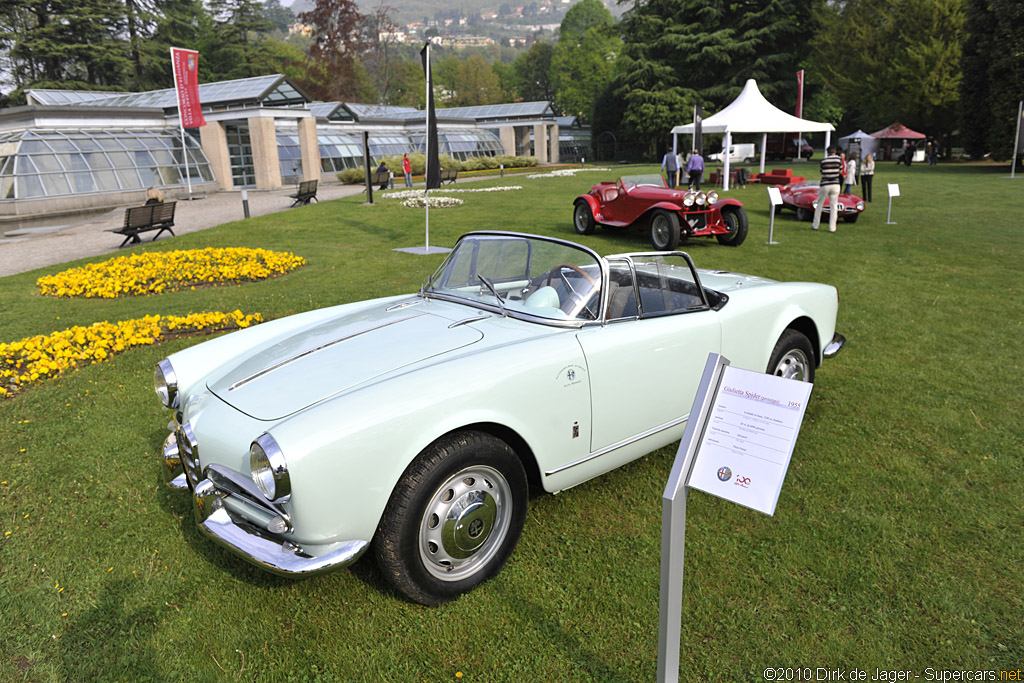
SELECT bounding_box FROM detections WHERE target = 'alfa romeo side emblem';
[567,369,576,381]
[717,466,732,482]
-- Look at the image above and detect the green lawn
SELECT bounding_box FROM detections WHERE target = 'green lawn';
[1,162,1021,682]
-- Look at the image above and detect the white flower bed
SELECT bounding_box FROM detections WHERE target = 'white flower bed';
[381,186,523,200]
[526,168,612,179]
[402,195,464,208]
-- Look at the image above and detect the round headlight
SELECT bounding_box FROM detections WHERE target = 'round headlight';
[856,201,865,211]
[706,190,719,204]
[682,191,695,207]
[154,359,178,409]
[695,192,707,206]
[250,433,290,502]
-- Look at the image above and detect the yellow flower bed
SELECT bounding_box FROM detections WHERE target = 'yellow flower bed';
[37,248,306,298]
[0,310,262,397]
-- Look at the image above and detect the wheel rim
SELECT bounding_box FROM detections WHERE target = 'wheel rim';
[574,204,588,232]
[773,348,811,381]
[723,212,738,237]
[418,465,513,582]
[651,214,669,247]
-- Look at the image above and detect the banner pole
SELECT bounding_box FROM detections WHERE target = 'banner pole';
[424,42,431,251]
[1012,100,1022,179]
[170,47,194,197]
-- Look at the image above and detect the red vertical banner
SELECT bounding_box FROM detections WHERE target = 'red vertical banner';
[170,47,206,128]
[796,70,804,119]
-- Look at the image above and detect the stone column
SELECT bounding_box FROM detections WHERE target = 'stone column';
[297,117,322,182]
[199,122,232,191]
[548,123,560,164]
[499,125,516,156]
[248,116,282,190]
[533,123,547,164]
[514,127,529,157]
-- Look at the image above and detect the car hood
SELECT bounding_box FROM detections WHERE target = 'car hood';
[207,305,483,420]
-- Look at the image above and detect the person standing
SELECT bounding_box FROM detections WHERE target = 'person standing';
[844,156,857,195]
[401,154,413,187]
[661,148,681,188]
[685,149,704,190]
[861,154,875,202]
[811,146,843,233]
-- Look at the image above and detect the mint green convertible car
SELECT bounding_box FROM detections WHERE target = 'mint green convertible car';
[155,232,844,605]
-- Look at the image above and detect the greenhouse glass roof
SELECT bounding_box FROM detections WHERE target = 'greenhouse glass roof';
[437,102,555,120]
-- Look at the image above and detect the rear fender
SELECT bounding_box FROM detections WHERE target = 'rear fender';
[574,193,601,215]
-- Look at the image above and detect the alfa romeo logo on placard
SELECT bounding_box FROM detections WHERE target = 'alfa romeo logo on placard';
[717,466,732,482]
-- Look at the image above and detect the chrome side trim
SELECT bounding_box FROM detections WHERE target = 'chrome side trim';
[229,313,427,391]
[544,413,690,476]
[448,315,491,329]
[823,333,847,358]
[205,463,291,523]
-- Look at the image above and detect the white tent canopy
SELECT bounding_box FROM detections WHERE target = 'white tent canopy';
[838,130,879,160]
[671,79,836,190]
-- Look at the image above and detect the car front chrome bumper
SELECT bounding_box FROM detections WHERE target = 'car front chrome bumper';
[823,333,846,358]
[162,419,369,576]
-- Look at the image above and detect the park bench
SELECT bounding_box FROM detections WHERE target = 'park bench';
[440,168,458,184]
[289,179,318,207]
[108,202,176,248]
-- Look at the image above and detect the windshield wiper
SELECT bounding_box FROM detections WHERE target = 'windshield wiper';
[477,275,508,318]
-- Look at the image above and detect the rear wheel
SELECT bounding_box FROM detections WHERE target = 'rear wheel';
[716,206,748,246]
[374,431,527,606]
[649,209,681,250]
[767,329,815,383]
[573,201,596,235]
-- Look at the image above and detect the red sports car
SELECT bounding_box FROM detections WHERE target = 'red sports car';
[777,181,866,224]
[573,174,748,250]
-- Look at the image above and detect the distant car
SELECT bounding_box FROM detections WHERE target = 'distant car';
[154,231,845,605]
[573,174,748,250]
[777,181,866,223]
[708,143,757,164]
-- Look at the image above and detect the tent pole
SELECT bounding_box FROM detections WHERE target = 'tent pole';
[760,133,767,175]
[723,132,731,192]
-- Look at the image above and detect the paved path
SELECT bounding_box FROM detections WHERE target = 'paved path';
[0,183,368,277]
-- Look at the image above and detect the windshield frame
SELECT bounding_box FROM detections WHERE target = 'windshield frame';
[422,231,608,328]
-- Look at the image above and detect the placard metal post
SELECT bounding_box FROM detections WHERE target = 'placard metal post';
[886,183,900,225]
[656,354,730,683]
[766,186,782,245]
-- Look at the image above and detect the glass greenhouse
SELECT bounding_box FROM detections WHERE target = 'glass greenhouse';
[0,128,215,200]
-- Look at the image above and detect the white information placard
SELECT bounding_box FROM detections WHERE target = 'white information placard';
[888,183,900,197]
[766,186,783,205]
[687,365,813,515]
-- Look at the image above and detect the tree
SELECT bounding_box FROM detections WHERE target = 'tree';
[262,0,296,32]
[960,0,1024,159]
[297,0,369,101]
[434,54,503,106]
[509,41,555,103]
[551,0,620,122]
[812,0,965,139]
[363,2,399,104]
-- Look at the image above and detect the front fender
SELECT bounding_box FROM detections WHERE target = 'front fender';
[574,193,601,215]
[712,198,744,211]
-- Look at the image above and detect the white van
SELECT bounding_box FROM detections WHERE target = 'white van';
[708,143,756,164]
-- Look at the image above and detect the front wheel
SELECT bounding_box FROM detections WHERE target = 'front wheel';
[767,329,815,383]
[716,206,748,246]
[374,431,527,605]
[843,214,859,224]
[795,206,812,222]
[573,201,596,235]
[649,209,680,250]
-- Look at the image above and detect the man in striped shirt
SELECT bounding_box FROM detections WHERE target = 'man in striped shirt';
[812,147,843,232]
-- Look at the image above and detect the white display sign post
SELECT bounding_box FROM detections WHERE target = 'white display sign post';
[766,186,782,245]
[886,183,900,225]
[656,354,813,682]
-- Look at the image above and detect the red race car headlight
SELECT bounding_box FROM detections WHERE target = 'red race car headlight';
[682,191,695,207]
[695,192,707,206]
[706,190,719,204]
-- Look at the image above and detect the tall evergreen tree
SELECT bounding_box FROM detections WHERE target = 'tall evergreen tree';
[551,0,620,122]
[206,0,276,80]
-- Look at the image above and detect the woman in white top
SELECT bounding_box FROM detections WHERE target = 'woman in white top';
[844,157,857,194]
[860,154,875,202]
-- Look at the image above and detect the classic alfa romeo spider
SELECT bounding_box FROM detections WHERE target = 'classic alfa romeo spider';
[155,232,845,605]
[573,174,749,250]
[777,181,866,223]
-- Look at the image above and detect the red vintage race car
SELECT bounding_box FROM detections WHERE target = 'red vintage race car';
[777,181,866,223]
[573,174,748,250]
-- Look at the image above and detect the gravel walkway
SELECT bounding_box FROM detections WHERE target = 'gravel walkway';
[0,183,367,278]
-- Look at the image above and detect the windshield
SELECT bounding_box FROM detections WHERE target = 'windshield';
[424,233,604,324]
[620,175,666,192]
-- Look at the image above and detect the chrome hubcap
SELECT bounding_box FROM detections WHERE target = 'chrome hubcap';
[419,466,511,581]
[774,348,811,381]
[574,205,587,230]
[652,216,668,245]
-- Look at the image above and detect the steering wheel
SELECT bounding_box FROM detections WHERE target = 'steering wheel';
[544,263,598,289]
[544,263,599,319]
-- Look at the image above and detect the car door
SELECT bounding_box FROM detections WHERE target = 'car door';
[575,254,722,453]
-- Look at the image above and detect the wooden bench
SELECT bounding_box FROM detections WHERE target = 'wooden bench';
[370,171,392,189]
[108,202,176,248]
[288,179,318,206]
[440,168,458,184]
